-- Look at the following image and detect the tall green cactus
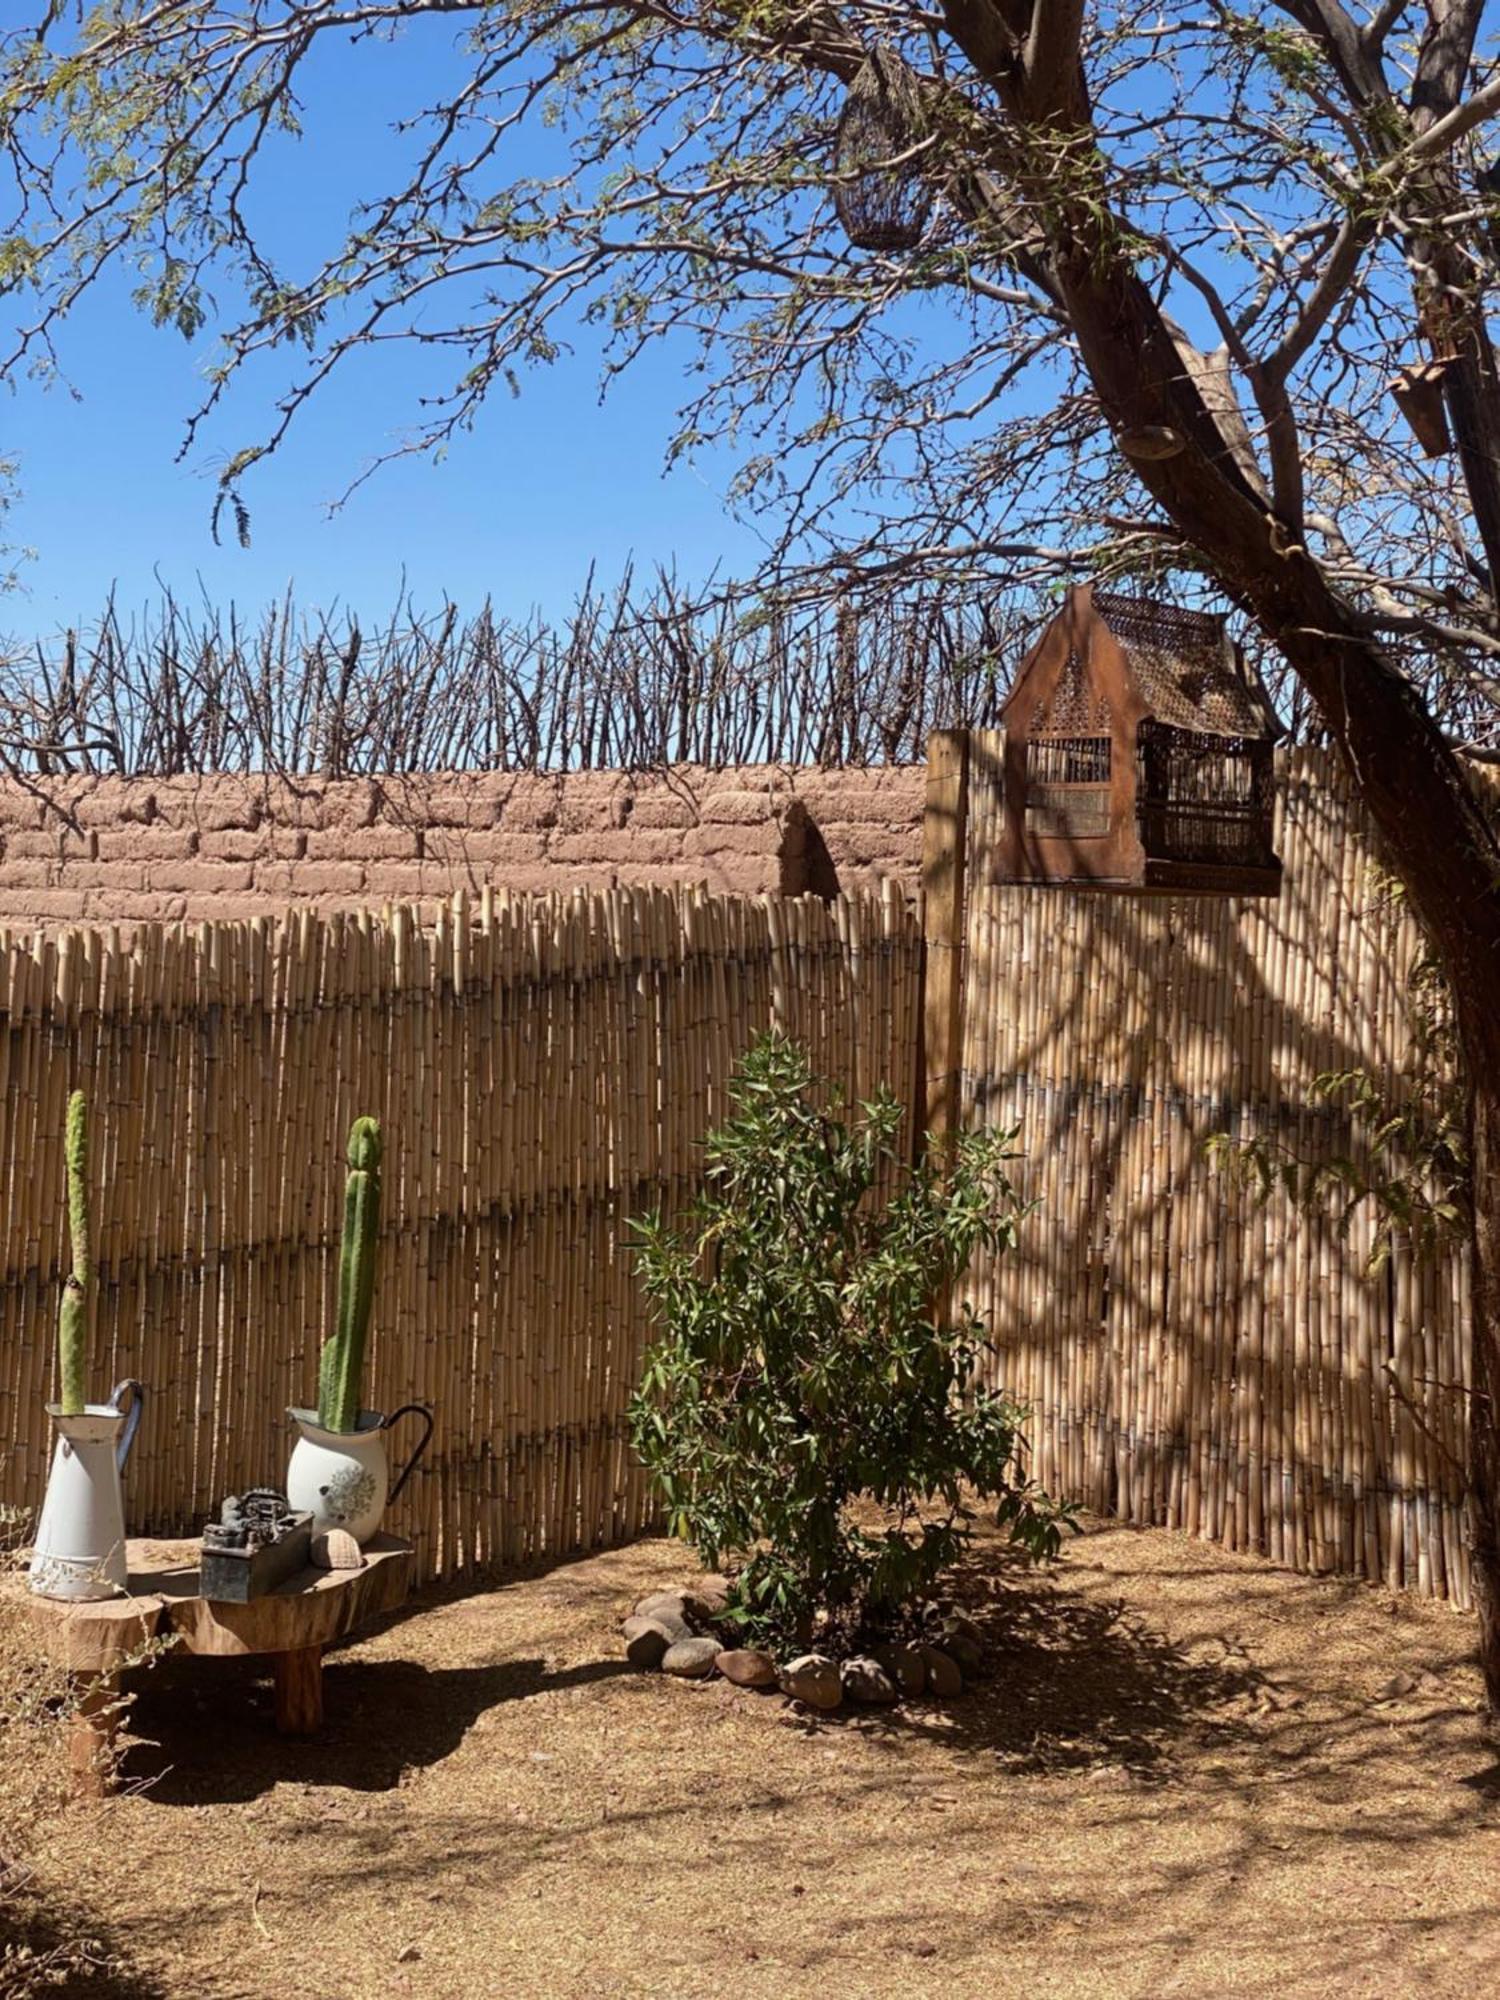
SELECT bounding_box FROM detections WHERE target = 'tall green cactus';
[57,1089,91,1417]
[317,1116,383,1434]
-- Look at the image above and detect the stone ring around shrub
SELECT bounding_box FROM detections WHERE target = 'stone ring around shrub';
[620,1578,984,1713]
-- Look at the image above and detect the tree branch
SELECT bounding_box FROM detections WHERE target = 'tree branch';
[1406,69,1500,161]
[1022,0,1088,122]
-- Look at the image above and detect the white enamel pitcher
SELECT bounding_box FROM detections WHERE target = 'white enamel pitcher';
[285,1404,432,1545]
[29,1380,145,1602]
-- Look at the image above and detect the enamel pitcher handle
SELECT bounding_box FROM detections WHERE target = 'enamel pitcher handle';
[383,1403,434,1506]
[109,1379,145,1473]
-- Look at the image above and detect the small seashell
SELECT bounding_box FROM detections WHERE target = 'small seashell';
[311,1528,364,1571]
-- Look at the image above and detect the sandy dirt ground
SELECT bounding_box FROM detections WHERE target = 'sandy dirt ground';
[21,1517,1500,2000]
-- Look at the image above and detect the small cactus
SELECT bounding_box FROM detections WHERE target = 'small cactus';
[57,1090,92,1417]
[317,1116,382,1434]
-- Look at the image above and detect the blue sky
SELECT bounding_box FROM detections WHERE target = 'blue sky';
[0,10,1277,649]
[0,14,766,636]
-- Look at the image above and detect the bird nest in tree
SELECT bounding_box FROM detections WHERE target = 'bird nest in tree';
[833,50,932,253]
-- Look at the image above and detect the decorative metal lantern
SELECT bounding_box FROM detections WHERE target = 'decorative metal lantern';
[833,49,933,253]
[995,584,1284,896]
[1389,359,1454,457]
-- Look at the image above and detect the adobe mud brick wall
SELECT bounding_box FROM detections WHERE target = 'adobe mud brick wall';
[0,765,926,928]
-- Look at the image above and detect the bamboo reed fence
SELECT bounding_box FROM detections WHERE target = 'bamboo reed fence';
[0,746,1478,1604]
[927,734,1473,1605]
[0,884,922,1583]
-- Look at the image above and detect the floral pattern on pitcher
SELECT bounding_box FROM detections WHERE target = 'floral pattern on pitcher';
[320,1461,379,1529]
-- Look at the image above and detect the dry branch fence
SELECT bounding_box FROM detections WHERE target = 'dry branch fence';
[0,579,1022,776]
[926,735,1473,1606]
[0,885,922,1582]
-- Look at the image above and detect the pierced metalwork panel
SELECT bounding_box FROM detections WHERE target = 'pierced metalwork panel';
[1096,593,1271,739]
[1093,592,1223,653]
[1032,650,1111,737]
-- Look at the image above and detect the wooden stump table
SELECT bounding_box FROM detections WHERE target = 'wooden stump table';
[8,1533,414,1795]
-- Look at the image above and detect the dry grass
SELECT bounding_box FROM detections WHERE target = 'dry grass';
[0,1530,159,2000]
[18,1517,1500,2000]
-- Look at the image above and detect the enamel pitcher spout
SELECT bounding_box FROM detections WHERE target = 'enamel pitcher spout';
[29,1379,144,1602]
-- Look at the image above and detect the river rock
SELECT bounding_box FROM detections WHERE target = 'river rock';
[662,1637,723,1678]
[945,1610,983,1645]
[623,1615,680,1669]
[779,1654,843,1711]
[939,1628,985,1678]
[689,1572,733,1618]
[920,1645,964,1698]
[632,1591,699,1636]
[716,1647,778,1688]
[842,1656,898,1705]
[873,1643,927,1697]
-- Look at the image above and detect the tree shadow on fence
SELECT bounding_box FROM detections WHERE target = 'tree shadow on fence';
[953,737,1468,1590]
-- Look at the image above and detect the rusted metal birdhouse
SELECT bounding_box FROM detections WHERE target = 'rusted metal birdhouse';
[833,49,933,253]
[995,584,1284,896]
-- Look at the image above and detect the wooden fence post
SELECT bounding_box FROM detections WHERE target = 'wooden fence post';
[921,729,971,1162]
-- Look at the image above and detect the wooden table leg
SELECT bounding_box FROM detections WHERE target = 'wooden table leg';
[69,1672,119,1798]
[273,1644,324,1735]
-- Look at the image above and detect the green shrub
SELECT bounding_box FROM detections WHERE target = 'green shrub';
[628,1033,1070,1648]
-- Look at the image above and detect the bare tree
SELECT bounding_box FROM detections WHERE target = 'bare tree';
[3,0,1500,1692]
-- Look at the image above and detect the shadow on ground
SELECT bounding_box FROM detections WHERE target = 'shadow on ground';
[52,1523,1500,1997]
[118,1528,1269,1807]
[773,1542,1264,1776]
[0,1877,167,1998]
[116,1520,1496,1824]
[120,1652,637,1805]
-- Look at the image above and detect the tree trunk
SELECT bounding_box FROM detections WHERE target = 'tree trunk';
[1465,1075,1500,1701]
[1053,248,1500,1709]
[931,29,1500,1699]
